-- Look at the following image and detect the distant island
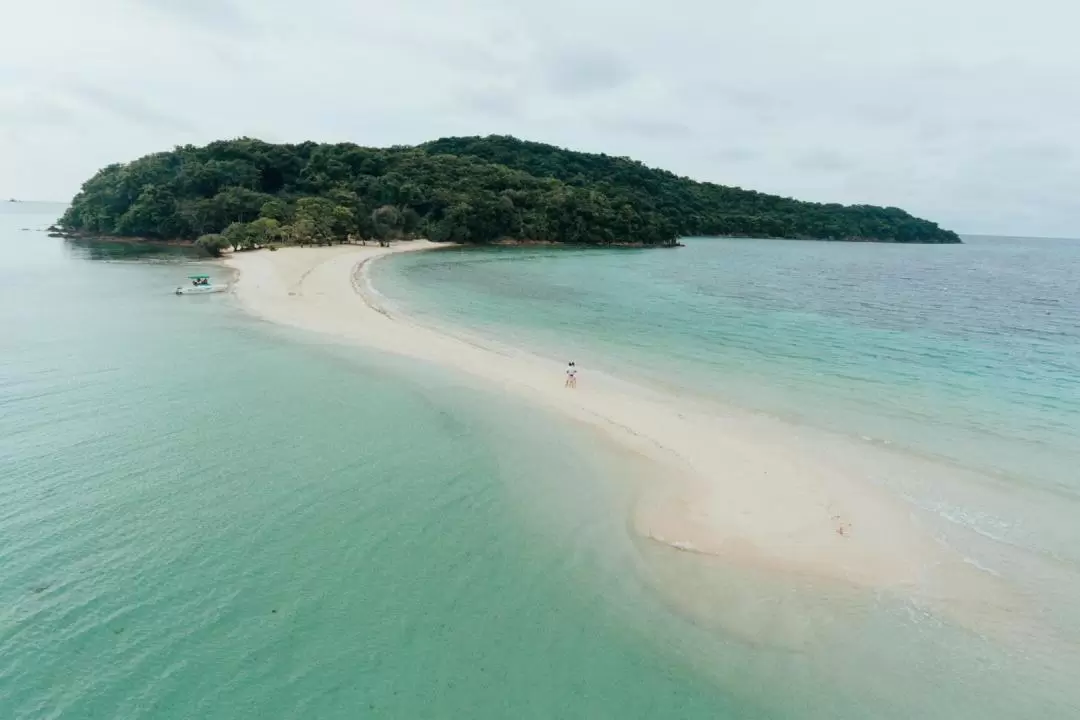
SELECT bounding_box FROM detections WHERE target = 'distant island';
[58,135,961,254]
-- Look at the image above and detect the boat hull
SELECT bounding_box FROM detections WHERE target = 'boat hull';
[175,285,227,295]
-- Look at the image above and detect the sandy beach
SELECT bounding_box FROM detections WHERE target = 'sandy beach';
[225,242,1014,604]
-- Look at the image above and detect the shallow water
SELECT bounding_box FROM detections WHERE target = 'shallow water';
[377,239,1080,540]
[0,207,735,718]
[4,204,1080,718]
[378,238,1080,488]
[375,236,1080,716]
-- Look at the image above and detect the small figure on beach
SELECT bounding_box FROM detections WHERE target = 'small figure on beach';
[565,361,578,389]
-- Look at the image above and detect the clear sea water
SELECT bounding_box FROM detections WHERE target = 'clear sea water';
[4,203,1080,717]
[376,239,1080,559]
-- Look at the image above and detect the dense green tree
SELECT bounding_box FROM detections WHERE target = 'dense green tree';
[294,197,345,244]
[212,187,273,227]
[222,221,254,251]
[371,205,402,240]
[259,199,291,223]
[331,204,356,239]
[248,217,282,246]
[59,135,961,249]
[194,233,230,257]
[283,217,317,246]
[114,184,189,238]
[177,197,219,237]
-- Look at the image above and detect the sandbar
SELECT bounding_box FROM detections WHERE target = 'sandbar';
[224,242,1007,600]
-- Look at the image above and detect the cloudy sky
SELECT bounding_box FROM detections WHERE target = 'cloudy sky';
[2,0,1077,236]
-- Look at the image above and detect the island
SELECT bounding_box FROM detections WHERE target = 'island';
[58,135,961,254]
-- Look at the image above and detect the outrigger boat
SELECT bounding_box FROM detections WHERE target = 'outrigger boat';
[176,274,226,295]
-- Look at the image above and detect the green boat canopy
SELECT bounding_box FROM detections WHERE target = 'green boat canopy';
[188,275,210,279]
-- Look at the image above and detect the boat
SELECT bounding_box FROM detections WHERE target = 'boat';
[176,275,227,295]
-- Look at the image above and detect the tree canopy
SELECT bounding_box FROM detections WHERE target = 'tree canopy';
[59,135,961,251]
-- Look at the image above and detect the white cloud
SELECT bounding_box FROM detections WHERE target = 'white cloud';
[2,0,1078,236]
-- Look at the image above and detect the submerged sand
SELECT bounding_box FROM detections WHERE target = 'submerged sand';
[225,242,1018,609]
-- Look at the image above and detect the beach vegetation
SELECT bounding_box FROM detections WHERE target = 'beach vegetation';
[59,135,961,249]
[193,233,230,257]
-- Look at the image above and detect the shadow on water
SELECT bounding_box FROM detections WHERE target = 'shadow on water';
[62,238,206,263]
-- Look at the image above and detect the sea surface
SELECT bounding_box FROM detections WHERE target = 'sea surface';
[4,202,1079,718]
[377,237,1080,556]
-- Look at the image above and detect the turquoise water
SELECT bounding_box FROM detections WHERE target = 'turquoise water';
[377,239,1080,487]
[377,239,1080,556]
[0,206,736,717]
[5,203,1080,718]
[375,237,1080,714]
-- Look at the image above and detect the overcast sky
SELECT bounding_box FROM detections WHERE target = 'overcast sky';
[2,0,1077,236]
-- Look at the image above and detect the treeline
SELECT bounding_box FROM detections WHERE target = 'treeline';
[59,136,960,252]
[423,136,961,243]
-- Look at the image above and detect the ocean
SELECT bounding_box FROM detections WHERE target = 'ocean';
[376,238,1080,559]
[3,203,1079,717]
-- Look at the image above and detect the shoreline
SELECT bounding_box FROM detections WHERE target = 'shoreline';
[224,242,1018,611]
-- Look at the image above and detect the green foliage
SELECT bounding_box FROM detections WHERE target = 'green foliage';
[59,136,961,246]
[248,217,282,246]
[114,184,188,238]
[259,198,291,223]
[194,233,230,257]
[422,136,962,244]
[222,221,253,250]
[293,196,345,244]
[371,204,403,240]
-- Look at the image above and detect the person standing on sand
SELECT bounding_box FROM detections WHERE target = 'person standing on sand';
[565,361,578,388]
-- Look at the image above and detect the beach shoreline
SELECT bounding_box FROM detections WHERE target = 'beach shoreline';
[224,241,1017,611]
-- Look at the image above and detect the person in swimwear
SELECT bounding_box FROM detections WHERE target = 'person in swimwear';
[565,361,577,388]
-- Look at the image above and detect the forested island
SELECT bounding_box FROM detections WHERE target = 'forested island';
[58,135,961,253]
